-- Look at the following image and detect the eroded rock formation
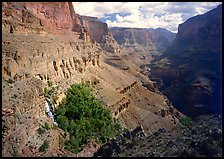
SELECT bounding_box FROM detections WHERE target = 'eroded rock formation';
[80,15,108,43]
[2,2,182,157]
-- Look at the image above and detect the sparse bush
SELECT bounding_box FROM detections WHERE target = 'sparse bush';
[53,96,59,104]
[179,117,193,127]
[44,80,59,106]
[37,123,51,134]
[6,78,15,84]
[43,123,50,130]
[37,127,45,135]
[51,124,58,130]
[11,94,18,99]
[44,87,49,97]
[39,140,49,152]
[47,80,53,87]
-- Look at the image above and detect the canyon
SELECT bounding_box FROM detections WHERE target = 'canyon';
[150,4,222,117]
[2,2,222,157]
[2,2,181,157]
[110,27,176,54]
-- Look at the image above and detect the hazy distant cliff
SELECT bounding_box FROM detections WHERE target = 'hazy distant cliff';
[110,27,176,53]
[151,4,222,117]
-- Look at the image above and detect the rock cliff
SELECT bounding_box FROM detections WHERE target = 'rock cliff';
[2,2,84,31]
[80,15,108,43]
[2,2,182,157]
[110,27,176,53]
[151,4,222,117]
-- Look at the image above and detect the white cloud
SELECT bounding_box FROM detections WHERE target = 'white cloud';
[73,2,222,33]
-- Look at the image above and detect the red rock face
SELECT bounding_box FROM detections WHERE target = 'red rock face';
[80,15,108,43]
[2,2,108,42]
[2,2,83,32]
[24,2,81,31]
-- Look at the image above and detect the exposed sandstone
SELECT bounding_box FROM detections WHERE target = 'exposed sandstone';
[80,15,108,43]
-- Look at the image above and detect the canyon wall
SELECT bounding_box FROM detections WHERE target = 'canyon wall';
[151,4,222,117]
[2,2,84,31]
[2,2,181,157]
[80,15,108,43]
[110,27,176,53]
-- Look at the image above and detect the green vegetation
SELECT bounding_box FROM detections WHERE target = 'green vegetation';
[37,127,45,135]
[179,117,193,127]
[37,123,50,135]
[50,124,58,130]
[47,80,53,87]
[54,82,122,153]
[43,122,50,130]
[39,140,49,152]
[6,78,15,84]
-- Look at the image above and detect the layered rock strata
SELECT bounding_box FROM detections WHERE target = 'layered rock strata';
[2,2,182,157]
[110,27,176,54]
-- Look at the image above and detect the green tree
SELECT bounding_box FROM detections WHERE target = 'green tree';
[54,82,122,153]
[57,115,69,132]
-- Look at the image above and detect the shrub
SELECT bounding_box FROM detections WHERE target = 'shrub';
[11,94,18,99]
[179,117,193,127]
[37,127,45,135]
[43,123,50,130]
[6,78,15,84]
[37,123,50,134]
[44,80,59,106]
[53,96,59,104]
[47,80,53,87]
[39,140,49,152]
[44,87,49,97]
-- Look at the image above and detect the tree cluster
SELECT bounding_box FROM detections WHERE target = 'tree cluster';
[54,82,122,153]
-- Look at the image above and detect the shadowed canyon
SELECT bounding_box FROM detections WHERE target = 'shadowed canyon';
[2,2,222,157]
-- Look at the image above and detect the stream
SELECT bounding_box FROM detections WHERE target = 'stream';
[45,99,58,126]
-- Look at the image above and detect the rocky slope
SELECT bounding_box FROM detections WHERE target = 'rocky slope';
[150,4,222,117]
[104,27,176,82]
[110,27,176,54]
[2,2,182,157]
[94,114,222,157]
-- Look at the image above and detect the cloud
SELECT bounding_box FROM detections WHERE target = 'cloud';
[73,2,222,33]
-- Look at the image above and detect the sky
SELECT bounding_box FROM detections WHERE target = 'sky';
[73,2,222,33]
